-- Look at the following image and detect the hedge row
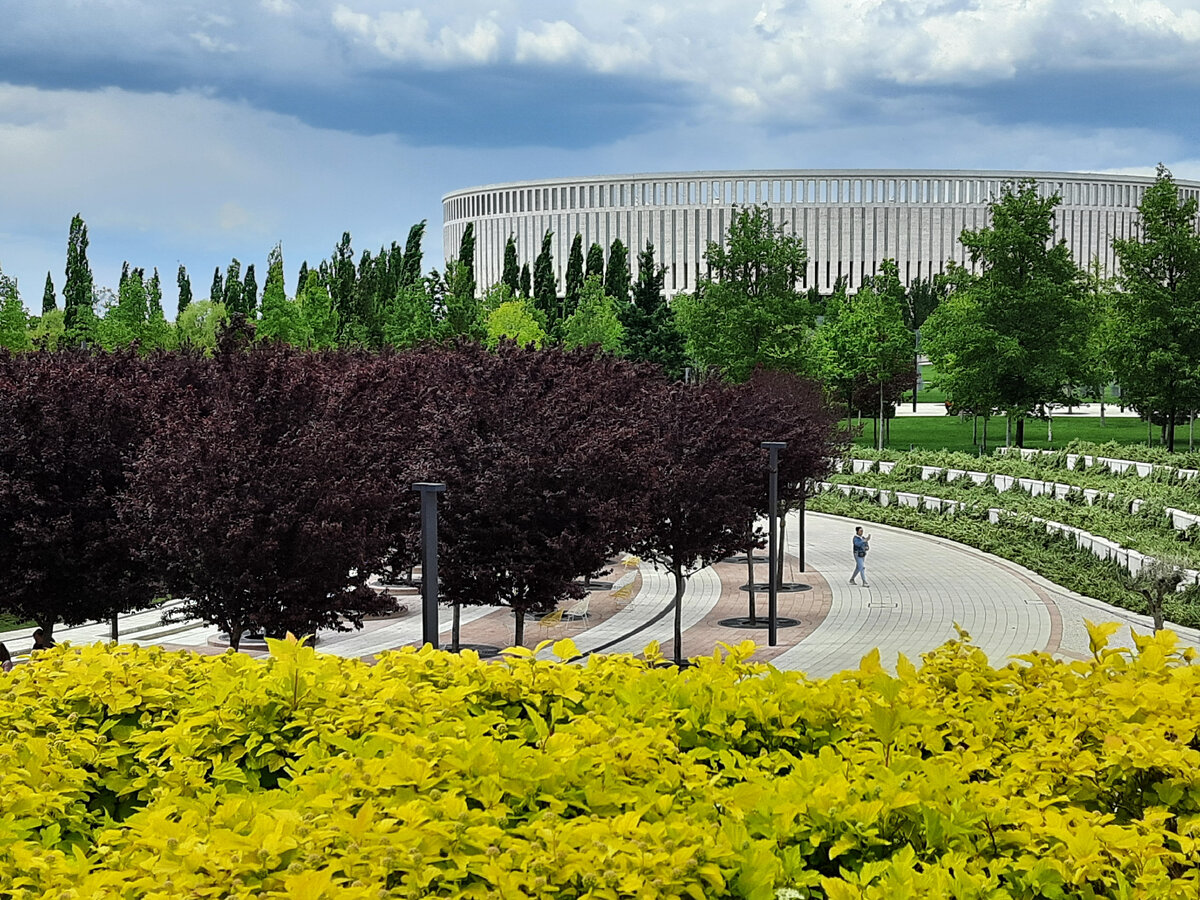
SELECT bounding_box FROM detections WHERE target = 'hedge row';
[2,634,1199,898]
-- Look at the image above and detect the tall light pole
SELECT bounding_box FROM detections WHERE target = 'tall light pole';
[761,441,786,647]
[412,482,446,649]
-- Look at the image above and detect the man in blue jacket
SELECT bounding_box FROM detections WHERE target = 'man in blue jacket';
[849,526,871,587]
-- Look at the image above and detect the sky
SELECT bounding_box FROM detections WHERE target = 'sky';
[2,0,1199,315]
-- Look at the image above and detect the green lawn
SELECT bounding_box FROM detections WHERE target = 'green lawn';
[852,415,1176,455]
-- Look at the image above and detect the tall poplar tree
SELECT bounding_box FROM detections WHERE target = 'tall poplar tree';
[63,213,97,345]
[259,243,307,345]
[210,267,224,303]
[399,221,426,289]
[586,242,605,281]
[502,235,520,294]
[243,263,258,319]
[532,230,557,328]
[296,261,309,299]
[42,272,57,314]
[299,270,338,349]
[331,232,356,341]
[223,259,244,316]
[457,222,476,298]
[564,233,585,318]
[604,238,631,304]
[176,265,193,315]
[0,265,30,352]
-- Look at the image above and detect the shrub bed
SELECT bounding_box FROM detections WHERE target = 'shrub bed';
[2,636,1200,898]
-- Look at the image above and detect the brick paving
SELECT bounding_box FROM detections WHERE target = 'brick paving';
[6,511,1199,674]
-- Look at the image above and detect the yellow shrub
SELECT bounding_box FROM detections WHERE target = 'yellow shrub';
[0,627,1197,898]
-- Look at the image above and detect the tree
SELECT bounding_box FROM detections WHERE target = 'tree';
[674,206,812,381]
[604,238,630,304]
[63,214,97,346]
[209,266,223,303]
[121,346,397,649]
[925,180,1088,447]
[564,233,585,318]
[0,266,30,352]
[382,283,435,349]
[242,263,258,320]
[258,244,308,346]
[519,262,531,300]
[1111,166,1200,452]
[330,232,356,342]
[0,350,158,639]
[586,242,605,282]
[502,235,520,295]
[296,261,309,299]
[223,259,244,317]
[434,259,485,341]
[562,275,624,352]
[621,240,687,377]
[486,299,545,349]
[176,300,229,352]
[399,221,426,290]
[42,272,56,315]
[532,230,558,330]
[28,309,64,351]
[143,268,174,351]
[457,222,476,299]
[1122,556,1185,633]
[920,288,1003,447]
[176,265,193,315]
[100,264,149,349]
[298,271,339,350]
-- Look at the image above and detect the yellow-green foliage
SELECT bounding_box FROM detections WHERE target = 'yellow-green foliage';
[1,628,1199,899]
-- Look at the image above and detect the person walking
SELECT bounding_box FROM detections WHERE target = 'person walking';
[849,526,871,587]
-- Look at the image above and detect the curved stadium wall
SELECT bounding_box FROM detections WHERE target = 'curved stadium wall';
[443,169,1200,297]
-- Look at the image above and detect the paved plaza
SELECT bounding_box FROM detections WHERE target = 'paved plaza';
[4,511,1197,675]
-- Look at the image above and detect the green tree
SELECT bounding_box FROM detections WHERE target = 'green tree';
[586,242,605,281]
[532,230,557,330]
[258,244,308,346]
[458,222,476,299]
[564,233,585,317]
[1111,165,1200,452]
[399,221,426,289]
[924,180,1087,447]
[176,301,229,351]
[176,264,193,315]
[330,232,356,341]
[0,265,31,352]
[383,282,435,348]
[143,267,174,351]
[242,263,258,320]
[486,299,546,349]
[29,308,65,350]
[562,275,624,352]
[519,262,531,299]
[604,238,630,304]
[42,272,56,314]
[100,264,148,349]
[63,213,97,346]
[298,271,339,349]
[223,259,244,317]
[621,241,687,377]
[502,235,520,295]
[295,260,309,299]
[434,259,485,341]
[209,266,223,303]
[674,206,812,381]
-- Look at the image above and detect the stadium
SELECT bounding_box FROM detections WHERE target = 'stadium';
[442,169,1200,297]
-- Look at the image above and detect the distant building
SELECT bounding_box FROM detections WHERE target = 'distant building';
[443,169,1200,296]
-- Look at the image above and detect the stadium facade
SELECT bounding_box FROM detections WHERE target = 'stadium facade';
[442,169,1200,297]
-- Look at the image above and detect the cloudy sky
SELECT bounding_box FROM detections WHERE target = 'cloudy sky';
[2,0,1198,313]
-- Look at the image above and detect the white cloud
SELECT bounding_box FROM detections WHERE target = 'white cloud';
[261,0,296,14]
[330,4,500,65]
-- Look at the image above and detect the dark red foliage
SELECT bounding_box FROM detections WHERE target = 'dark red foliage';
[121,344,398,648]
[0,349,157,638]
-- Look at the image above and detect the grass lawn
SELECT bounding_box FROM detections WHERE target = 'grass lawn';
[851,415,1179,455]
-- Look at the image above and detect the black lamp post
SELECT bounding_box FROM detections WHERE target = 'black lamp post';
[761,441,787,646]
[412,482,446,649]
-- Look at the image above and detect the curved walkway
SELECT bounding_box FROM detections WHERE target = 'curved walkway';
[6,511,1199,673]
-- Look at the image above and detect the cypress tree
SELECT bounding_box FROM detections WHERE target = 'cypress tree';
[604,238,630,304]
[533,230,557,328]
[564,233,584,318]
[63,213,96,344]
[331,232,356,340]
[176,265,192,315]
[146,268,163,319]
[632,241,665,314]
[458,222,476,297]
[400,221,426,288]
[519,263,531,299]
[502,235,520,294]
[119,261,130,292]
[223,259,244,316]
[296,260,309,299]
[242,263,258,319]
[210,266,223,303]
[586,242,605,282]
[42,272,56,314]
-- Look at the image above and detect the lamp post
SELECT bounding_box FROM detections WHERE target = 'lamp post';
[761,441,787,647]
[412,482,446,649]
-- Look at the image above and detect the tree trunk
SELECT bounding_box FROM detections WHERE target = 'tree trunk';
[1100,398,1105,427]
[746,535,757,625]
[1191,414,1194,451]
[973,416,978,447]
[1015,417,1025,449]
[1047,415,1052,444]
[877,383,884,452]
[982,416,988,453]
[1168,411,1176,453]
[514,609,525,647]
[1005,416,1011,448]
[452,600,461,652]
[229,624,243,652]
[672,564,685,666]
